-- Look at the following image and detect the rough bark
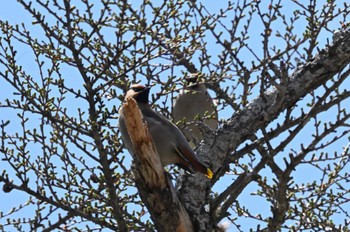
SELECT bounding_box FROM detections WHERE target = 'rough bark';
[122,29,350,231]
[121,97,194,232]
[177,30,350,230]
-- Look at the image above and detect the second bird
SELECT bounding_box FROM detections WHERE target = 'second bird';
[173,76,218,148]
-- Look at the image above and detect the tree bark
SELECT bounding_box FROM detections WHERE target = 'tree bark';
[121,97,194,232]
[177,30,350,230]
[122,30,350,231]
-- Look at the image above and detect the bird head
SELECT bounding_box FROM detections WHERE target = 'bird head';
[185,76,199,85]
[125,84,151,104]
[185,76,207,93]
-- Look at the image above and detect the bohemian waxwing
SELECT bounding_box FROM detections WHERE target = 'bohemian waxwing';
[119,84,213,178]
[173,76,218,148]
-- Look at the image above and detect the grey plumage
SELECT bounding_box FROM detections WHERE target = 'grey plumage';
[119,84,213,178]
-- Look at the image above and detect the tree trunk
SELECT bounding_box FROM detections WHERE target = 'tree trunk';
[121,97,194,232]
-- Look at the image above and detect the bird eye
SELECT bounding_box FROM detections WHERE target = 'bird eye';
[131,87,144,92]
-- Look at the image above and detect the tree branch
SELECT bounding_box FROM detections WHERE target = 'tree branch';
[178,29,350,230]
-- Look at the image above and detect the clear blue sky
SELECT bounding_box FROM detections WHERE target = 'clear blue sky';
[1,1,349,231]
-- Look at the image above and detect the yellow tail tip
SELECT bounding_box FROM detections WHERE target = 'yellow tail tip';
[206,168,213,179]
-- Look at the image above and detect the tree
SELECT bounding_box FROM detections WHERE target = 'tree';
[1,0,350,231]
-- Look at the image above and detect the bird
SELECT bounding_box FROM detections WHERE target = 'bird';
[173,76,218,148]
[119,84,213,179]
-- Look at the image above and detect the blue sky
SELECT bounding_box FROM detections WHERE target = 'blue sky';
[1,1,350,231]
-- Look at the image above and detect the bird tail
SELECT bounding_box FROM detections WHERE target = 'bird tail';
[205,168,213,179]
[176,145,213,179]
[194,161,213,179]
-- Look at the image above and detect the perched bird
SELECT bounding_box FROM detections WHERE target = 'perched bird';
[119,84,213,178]
[173,76,218,148]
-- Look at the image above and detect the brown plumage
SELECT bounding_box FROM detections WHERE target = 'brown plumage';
[173,77,218,148]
